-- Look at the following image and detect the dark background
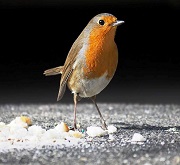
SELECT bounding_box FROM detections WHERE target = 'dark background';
[0,0,180,104]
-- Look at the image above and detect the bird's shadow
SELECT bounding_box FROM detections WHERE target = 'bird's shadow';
[111,122,180,131]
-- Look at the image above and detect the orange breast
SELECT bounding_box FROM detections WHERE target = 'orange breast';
[83,27,118,79]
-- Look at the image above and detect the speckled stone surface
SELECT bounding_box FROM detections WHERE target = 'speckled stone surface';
[0,103,180,165]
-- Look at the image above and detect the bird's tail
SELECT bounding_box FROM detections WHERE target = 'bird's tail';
[43,66,63,76]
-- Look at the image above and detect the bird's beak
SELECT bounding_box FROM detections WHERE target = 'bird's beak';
[111,20,125,27]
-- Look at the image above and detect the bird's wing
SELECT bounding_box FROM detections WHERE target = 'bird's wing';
[57,37,84,101]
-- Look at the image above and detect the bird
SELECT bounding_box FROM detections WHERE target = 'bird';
[43,13,124,130]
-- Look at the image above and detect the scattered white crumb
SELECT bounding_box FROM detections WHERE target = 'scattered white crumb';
[86,125,117,137]
[54,122,69,133]
[8,117,28,128]
[0,122,6,126]
[28,125,46,137]
[0,115,118,150]
[107,125,117,134]
[86,126,108,137]
[131,133,146,144]
[69,130,84,138]
[0,116,85,151]
[76,123,81,129]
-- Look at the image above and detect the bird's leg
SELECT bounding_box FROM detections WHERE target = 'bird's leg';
[90,96,108,130]
[73,93,78,130]
[72,93,82,130]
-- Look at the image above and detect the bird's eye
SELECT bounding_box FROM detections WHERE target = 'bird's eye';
[98,19,105,25]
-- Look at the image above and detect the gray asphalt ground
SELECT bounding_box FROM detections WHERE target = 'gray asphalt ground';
[0,103,180,165]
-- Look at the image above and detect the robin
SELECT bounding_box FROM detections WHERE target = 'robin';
[44,13,124,130]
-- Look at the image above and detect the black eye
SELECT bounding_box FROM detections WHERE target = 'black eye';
[99,20,105,25]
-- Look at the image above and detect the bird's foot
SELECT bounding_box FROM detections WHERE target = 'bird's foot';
[101,120,108,130]
[69,123,77,131]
